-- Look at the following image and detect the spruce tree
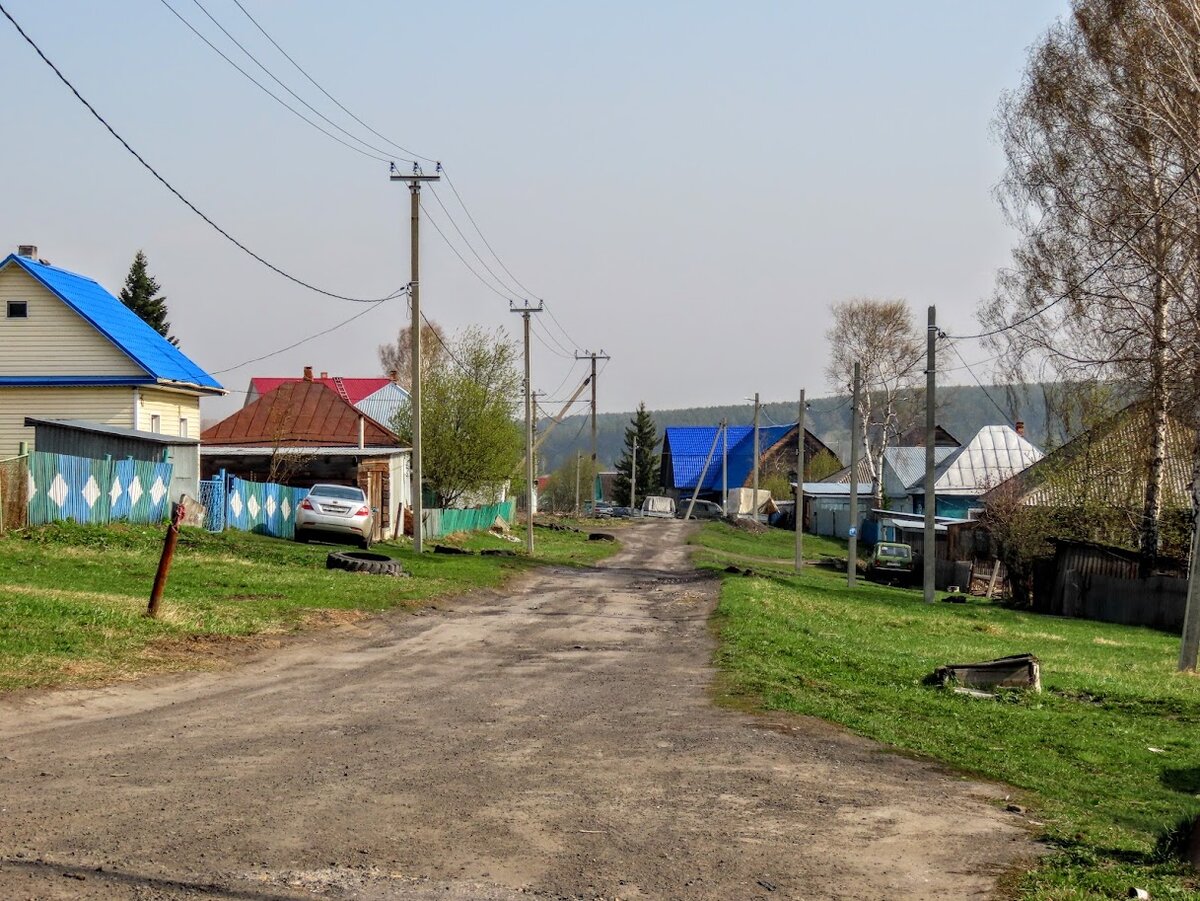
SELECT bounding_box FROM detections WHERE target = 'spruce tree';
[119,250,178,347]
[612,402,661,508]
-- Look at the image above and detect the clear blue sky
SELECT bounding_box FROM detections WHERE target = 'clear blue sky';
[0,1,1068,420]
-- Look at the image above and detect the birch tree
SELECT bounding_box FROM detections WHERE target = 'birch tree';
[984,0,1200,560]
[824,298,923,509]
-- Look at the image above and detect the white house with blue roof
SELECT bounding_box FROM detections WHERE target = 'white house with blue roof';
[0,246,224,458]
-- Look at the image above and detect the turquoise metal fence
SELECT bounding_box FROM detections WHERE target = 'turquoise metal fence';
[224,476,308,540]
[422,499,515,540]
[27,451,174,526]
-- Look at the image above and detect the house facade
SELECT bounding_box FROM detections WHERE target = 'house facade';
[0,248,224,457]
[202,378,411,541]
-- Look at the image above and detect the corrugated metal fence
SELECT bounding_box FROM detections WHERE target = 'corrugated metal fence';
[423,500,515,540]
[27,451,174,526]
[222,475,309,540]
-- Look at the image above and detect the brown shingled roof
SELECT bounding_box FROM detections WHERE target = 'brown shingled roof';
[202,380,399,447]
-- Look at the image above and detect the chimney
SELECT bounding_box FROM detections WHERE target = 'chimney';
[389,369,399,383]
[16,244,37,259]
[1015,420,1025,437]
[320,371,328,380]
[303,365,313,382]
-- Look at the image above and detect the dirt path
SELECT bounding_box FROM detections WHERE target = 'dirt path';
[0,522,1033,900]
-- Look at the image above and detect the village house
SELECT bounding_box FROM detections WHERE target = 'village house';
[201,372,410,541]
[0,246,224,487]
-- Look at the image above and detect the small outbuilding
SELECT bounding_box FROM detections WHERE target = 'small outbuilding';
[24,416,201,504]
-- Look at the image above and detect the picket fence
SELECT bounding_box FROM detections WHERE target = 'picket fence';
[27,451,174,526]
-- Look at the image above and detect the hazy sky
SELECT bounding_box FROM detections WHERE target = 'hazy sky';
[0,1,1068,421]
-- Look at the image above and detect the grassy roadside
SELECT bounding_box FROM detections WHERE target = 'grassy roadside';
[691,521,1200,900]
[0,519,618,692]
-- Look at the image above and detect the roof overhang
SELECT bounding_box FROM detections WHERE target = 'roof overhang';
[0,376,153,387]
[24,416,201,446]
[201,445,410,457]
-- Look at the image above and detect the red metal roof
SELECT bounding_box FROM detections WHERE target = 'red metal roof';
[203,380,399,447]
[249,376,392,406]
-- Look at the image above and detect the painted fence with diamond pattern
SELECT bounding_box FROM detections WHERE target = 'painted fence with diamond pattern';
[223,476,307,540]
[27,451,174,527]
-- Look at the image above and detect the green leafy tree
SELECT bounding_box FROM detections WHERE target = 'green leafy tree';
[393,325,522,507]
[540,453,599,514]
[612,403,661,508]
[119,250,178,347]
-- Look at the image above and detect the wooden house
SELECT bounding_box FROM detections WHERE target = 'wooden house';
[0,247,224,457]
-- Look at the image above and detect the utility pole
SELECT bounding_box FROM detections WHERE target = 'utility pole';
[511,301,544,555]
[1180,499,1200,670]
[848,364,860,588]
[924,305,937,604]
[574,451,582,516]
[575,350,610,508]
[796,389,805,574]
[631,435,637,512]
[752,392,761,522]
[390,165,440,554]
[721,419,728,517]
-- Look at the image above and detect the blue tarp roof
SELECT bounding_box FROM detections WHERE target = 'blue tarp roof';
[2,254,222,391]
[663,424,794,491]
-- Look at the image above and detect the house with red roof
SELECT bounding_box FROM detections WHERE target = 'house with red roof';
[203,373,410,541]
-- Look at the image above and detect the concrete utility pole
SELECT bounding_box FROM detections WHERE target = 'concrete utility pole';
[575,350,611,509]
[1180,504,1200,670]
[390,166,440,554]
[752,392,761,522]
[631,435,637,511]
[574,451,582,516]
[511,301,543,555]
[721,420,728,516]
[848,365,860,588]
[796,389,805,574]
[924,305,938,604]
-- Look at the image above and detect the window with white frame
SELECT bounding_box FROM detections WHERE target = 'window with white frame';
[179,418,189,438]
[150,414,161,433]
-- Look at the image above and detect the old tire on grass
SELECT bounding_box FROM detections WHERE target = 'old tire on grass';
[326,551,404,576]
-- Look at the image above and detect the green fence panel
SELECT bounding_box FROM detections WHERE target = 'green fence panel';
[423,500,515,539]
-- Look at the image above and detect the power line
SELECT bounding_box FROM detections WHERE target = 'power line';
[156,0,393,164]
[211,289,405,374]
[947,155,1200,341]
[0,1,404,304]
[426,183,522,301]
[230,0,436,165]
[186,0,412,164]
[943,339,1015,427]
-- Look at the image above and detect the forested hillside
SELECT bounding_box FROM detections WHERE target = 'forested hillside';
[536,384,1059,475]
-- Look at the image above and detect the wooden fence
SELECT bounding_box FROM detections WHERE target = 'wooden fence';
[0,455,27,533]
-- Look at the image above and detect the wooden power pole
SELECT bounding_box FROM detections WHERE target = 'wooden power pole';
[924,305,938,604]
[575,349,610,508]
[848,365,860,588]
[390,166,440,554]
[511,301,543,555]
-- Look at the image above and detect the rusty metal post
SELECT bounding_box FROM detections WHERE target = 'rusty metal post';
[147,502,186,618]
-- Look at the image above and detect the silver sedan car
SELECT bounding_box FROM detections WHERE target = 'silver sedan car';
[295,484,375,549]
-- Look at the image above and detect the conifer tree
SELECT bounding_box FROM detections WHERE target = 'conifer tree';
[119,250,178,347]
[612,402,661,508]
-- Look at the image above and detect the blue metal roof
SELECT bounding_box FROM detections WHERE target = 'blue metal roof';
[663,424,794,491]
[2,254,223,391]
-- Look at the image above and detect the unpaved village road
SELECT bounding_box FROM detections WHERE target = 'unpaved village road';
[0,523,1033,900]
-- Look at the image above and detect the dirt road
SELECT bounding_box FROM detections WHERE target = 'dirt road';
[0,522,1033,900]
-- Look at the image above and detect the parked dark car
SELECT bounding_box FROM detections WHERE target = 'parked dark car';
[676,499,724,520]
[609,506,635,518]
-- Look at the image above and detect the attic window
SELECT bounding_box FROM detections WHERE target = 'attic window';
[6,301,28,319]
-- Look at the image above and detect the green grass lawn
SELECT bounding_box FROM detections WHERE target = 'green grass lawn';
[692,521,1200,900]
[0,519,617,692]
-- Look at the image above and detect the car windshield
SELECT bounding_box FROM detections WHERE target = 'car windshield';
[878,545,911,559]
[308,485,365,501]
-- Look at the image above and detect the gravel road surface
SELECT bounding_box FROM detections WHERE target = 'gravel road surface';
[0,521,1033,899]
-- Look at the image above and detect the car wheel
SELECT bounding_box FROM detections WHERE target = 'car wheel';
[359,536,372,550]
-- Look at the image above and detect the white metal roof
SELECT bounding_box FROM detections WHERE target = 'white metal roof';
[910,425,1042,496]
